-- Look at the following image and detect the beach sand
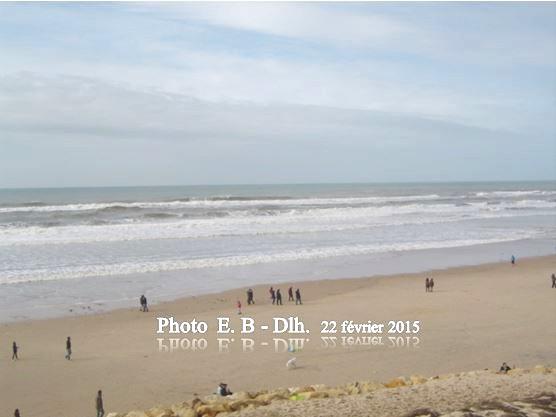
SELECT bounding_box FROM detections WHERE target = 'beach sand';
[1,256,555,417]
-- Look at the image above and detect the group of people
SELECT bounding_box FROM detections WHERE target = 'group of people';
[239,286,303,314]
[425,277,435,292]
[499,362,513,373]
[270,286,302,305]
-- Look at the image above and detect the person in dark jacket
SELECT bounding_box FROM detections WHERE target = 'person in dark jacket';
[288,286,294,301]
[65,336,72,360]
[247,288,254,305]
[295,288,302,305]
[96,390,104,417]
[276,289,283,305]
[12,341,18,360]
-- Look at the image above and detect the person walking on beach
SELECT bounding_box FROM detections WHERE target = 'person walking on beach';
[12,341,18,360]
[276,289,283,305]
[295,288,302,305]
[65,336,72,360]
[140,294,148,312]
[96,390,104,417]
[430,278,435,292]
[288,286,294,302]
[247,288,254,305]
[270,287,276,305]
[237,300,242,315]
[551,273,555,288]
[425,278,430,292]
[511,255,515,265]
[14,409,20,417]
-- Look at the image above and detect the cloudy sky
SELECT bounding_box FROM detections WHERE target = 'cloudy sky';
[0,2,555,188]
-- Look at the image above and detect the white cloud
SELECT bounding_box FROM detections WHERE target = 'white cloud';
[0,3,554,186]
[133,2,413,47]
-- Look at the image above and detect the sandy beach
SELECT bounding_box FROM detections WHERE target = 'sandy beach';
[1,255,555,417]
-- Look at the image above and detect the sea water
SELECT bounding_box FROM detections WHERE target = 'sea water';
[0,182,554,321]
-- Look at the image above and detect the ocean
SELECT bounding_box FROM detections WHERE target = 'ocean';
[1,182,555,321]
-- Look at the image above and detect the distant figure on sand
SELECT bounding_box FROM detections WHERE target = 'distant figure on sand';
[65,336,72,360]
[96,390,104,417]
[295,288,302,305]
[288,286,294,301]
[237,300,242,315]
[499,362,511,373]
[286,357,297,369]
[270,286,276,305]
[12,341,18,360]
[247,288,254,305]
[14,409,20,417]
[511,255,515,265]
[276,289,283,305]
[140,294,148,312]
[551,273,555,288]
[430,278,434,292]
[217,382,233,396]
[425,278,430,292]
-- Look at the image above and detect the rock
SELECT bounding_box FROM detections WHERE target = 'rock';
[228,399,268,412]
[532,365,549,374]
[170,402,196,417]
[324,388,348,397]
[290,385,315,395]
[344,382,361,395]
[126,411,149,417]
[146,408,174,417]
[195,403,231,416]
[360,381,384,392]
[409,375,428,385]
[201,395,221,403]
[173,409,197,417]
[298,391,329,399]
[384,377,407,388]
[507,368,528,376]
[228,391,252,401]
[255,391,289,402]
[402,408,440,417]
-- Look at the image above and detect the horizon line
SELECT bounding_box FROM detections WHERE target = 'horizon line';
[1,179,555,191]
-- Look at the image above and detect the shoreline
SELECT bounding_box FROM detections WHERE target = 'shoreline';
[1,255,555,417]
[0,239,554,325]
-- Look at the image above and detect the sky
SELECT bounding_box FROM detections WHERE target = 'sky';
[0,2,555,188]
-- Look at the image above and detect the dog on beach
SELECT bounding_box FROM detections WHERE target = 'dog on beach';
[286,357,297,369]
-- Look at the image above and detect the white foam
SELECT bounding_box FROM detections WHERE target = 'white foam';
[0,194,443,213]
[1,201,554,247]
[0,233,539,284]
[475,190,556,198]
